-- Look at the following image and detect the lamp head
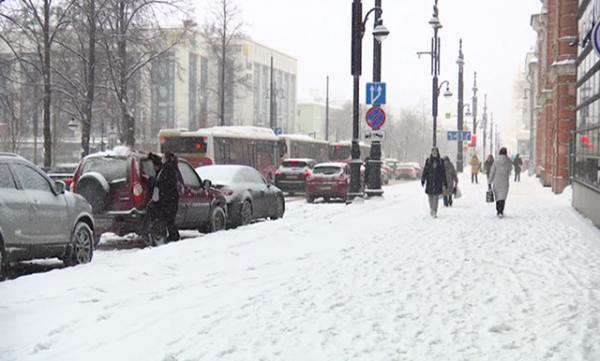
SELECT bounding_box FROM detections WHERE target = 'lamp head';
[68,118,78,132]
[443,87,453,98]
[373,23,390,42]
[429,16,442,30]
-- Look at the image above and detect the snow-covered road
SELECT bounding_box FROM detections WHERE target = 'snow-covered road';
[1,173,600,361]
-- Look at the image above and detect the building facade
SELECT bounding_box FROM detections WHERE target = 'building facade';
[531,0,578,194]
[572,0,600,227]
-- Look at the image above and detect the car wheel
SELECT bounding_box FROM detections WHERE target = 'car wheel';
[145,221,167,247]
[201,206,226,233]
[64,222,94,267]
[75,173,109,213]
[272,195,285,219]
[305,194,315,203]
[239,200,253,226]
[324,197,331,203]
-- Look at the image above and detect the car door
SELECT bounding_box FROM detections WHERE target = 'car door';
[0,162,31,248]
[11,163,69,247]
[248,168,272,218]
[178,162,210,227]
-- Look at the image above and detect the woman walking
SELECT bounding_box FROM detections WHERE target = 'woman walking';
[488,147,513,218]
[421,147,447,218]
[469,153,481,184]
[484,154,494,178]
[442,156,458,207]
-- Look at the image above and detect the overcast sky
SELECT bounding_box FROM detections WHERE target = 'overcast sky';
[196,0,542,134]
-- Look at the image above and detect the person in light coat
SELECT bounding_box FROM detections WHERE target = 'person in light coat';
[469,154,481,184]
[442,156,458,207]
[488,147,513,217]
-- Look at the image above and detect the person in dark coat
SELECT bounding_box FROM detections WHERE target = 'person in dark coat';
[513,153,523,182]
[421,147,447,218]
[442,156,458,207]
[484,155,494,178]
[153,151,183,242]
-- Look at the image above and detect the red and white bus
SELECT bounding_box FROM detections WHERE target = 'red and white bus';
[158,126,285,178]
[328,141,372,163]
[278,134,329,163]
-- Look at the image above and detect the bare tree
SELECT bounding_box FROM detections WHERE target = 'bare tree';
[52,0,110,157]
[202,0,249,126]
[0,0,74,167]
[0,59,26,153]
[99,0,193,147]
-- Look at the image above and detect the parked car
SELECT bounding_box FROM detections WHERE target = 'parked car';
[274,158,316,195]
[71,147,227,246]
[408,162,422,178]
[384,158,401,179]
[381,164,390,185]
[46,163,79,190]
[396,163,419,180]
[195,165,285,228]
[306,162,350,203]
[0,153,95,278]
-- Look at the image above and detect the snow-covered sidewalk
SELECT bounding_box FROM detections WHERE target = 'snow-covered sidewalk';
[1,172,599,361]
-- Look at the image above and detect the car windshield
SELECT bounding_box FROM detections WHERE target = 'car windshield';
[313,166,343,175]
[81,157,129,183]
[195,166,241,185]
[282,160,308,168]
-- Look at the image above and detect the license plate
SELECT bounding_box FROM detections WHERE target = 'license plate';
[287,175,298,179]
[319,186,331,190]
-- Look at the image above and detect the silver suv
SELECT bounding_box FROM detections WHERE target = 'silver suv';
[0,153,95,278]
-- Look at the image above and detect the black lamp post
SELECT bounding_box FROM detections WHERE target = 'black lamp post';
[456,39,465,172]
[471,72,478,144]
[366,0,387,197]
[417,0,450,147]
[349,0,389,202]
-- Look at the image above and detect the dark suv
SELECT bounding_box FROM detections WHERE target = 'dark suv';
[274,158,316,195]
[71,148,227,246]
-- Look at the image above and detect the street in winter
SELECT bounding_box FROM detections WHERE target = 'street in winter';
[1,172,599,361]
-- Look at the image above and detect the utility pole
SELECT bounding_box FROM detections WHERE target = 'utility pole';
[472,71,478,142]
[489,113,494,156]
[482,94,487,160]
[456,39,464,172]
[325,76,330,141]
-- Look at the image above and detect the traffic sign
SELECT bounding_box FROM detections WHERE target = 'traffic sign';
[366,82,386,105]
[593,21,600,57]
[365,107,386,129]
[446,131,472,141]
[364,129,386,143]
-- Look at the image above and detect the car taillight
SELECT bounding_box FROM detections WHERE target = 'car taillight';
[221,188,234,196]
[275,171,282,176]
[133,183,143,201]
[65,178,73,186]
[302,171,312,177]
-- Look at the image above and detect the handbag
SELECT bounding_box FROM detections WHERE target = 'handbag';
[486,187,495,203]
[454,186,462,199]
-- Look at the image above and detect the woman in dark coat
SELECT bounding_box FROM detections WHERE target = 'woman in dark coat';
[153,151,183,241]
[484,155,494,178]
[421,147,447,218]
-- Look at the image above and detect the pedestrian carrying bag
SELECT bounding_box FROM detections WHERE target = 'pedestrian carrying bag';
[486,188,494,203]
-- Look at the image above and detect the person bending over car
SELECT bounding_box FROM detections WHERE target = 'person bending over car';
[151,151,183,242]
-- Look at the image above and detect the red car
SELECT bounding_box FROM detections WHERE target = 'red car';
[71,148,227,246]
[305,162,350,203]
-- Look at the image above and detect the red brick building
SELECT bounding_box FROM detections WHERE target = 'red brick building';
[531,0,578,194]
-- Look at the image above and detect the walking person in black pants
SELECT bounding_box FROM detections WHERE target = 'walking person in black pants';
[513,153,523,182]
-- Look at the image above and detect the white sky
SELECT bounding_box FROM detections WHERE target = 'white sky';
[195,0,543,135]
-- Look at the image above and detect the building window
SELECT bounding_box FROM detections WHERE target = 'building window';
[151,52,175,133]
[189,54,198,130]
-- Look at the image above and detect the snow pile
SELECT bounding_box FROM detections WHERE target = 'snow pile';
[558,184,573,204]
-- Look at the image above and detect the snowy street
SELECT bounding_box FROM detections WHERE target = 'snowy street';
[1,172,600,361]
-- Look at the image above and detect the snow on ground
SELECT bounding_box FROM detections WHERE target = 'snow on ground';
[1,172,600,361]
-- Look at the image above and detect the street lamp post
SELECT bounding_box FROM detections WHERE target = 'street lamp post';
[266,83,285,131]
[366,0,386,197]
[471,71,478,143]
[482,94,488,160]
[417,0,448,147]
[456,39,465,172]
[349,0,389,202]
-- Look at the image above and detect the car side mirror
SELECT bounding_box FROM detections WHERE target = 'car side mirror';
[54,180,66,194]
[202,179,212,189]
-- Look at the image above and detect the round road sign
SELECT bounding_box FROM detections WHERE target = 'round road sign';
[365,106,386,129]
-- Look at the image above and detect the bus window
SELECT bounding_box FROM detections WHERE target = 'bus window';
[160,136,207,154]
